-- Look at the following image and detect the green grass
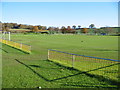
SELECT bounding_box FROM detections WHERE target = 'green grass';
[2,34,119,88]
[10,34,118,59]
[0,43,2,90]
[48,50,119,81]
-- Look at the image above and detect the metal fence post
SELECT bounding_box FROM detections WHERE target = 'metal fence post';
[29,45,31,53]
[72,55,75,68]
[48,49,50,60]
[20,43,22,49]
[15,42,16,48]
[6,40,7,44]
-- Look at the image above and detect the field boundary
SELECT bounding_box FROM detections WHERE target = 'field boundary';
[48,49,119,82]
[48,49,120,62]
[0,38,31,54]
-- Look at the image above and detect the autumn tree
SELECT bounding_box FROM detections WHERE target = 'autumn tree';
[2,26,10,32]
[67,26,71,30]
[18,24,28,29]
[26,25,33,30]
[42,26,47,30]
[61,26,67,34]
[32,26,39,33]
[48,27,55,34]
[12,23,19,29]
[82,28,88,33]
[5,27,10,32]
[54,27,60,33]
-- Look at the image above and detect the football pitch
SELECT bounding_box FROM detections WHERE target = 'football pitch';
[1,34,119,88]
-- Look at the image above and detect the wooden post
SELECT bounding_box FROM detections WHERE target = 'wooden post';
[20,43,22,49]
[29,45,31,53]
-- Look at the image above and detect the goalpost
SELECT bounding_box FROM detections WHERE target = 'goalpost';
[8,32,10,41]
[1,32,31,54]
[2,31,10,40]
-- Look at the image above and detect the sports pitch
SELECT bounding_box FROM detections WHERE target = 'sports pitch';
[1,34,119,88]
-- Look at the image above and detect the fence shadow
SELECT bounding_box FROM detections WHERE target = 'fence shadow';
[0,48,8,53]
[46,60,120,85]
[15,59,50,81]
[15,59,120,88]
[61,82,119,89]
[29,65,63,69]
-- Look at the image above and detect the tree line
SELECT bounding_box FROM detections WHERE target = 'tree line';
[0,21,119,35]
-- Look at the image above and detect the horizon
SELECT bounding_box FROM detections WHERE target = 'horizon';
[1,2,118,28]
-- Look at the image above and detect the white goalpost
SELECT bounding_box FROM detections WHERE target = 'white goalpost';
[8,32,10,41]
[2,32,5,39]
[2,31,11,40]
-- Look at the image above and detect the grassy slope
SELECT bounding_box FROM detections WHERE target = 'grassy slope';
[2,34,119,88]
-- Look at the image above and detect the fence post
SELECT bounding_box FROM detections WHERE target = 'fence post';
[72,55,75,68]
[48,49,50,60]
[29,45,31,53]
[6,40,7,44]
[8,32,10,41]
[15,42,16,48]
[20,43,22,49]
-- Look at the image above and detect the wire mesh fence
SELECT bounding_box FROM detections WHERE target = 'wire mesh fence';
[48,50,73,67]
[0,38,31,53]
[48,49,119,80]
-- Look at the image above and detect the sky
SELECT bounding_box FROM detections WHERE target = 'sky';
[1,0,120,2]
[1,1,119,28]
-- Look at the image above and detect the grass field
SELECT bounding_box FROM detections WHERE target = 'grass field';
[2,34,119,88]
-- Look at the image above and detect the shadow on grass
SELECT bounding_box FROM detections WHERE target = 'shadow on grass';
[29,65,63,69]
[0,48,8,53]
[15,59,120,88]
[62,83,119,88]
[46,60,120,85]
[2,43,30,54]
[15,59,50,81]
